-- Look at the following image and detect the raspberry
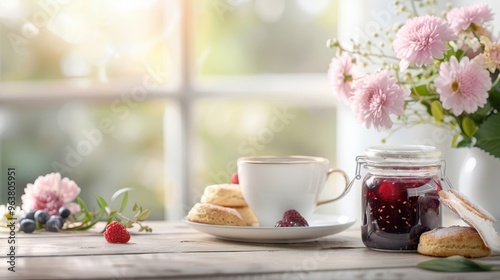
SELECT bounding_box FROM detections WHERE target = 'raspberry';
[230,172,239,184]
[275,209,309,227]
[377,181,403,201]
[104,221,131,243]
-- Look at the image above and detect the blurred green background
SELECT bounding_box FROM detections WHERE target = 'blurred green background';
[0,0,339,220]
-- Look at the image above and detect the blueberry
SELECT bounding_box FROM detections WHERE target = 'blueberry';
[20,219,36,233]
[25,210,36,220]
[409,225,431,244]
[59,206,71,219]
[46,215,64,232]
[418,193,440,209]
[34,210,50,224]
[18,214,27,224]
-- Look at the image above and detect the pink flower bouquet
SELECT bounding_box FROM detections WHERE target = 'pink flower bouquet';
[327,2,500,159]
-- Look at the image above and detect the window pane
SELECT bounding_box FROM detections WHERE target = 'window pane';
[0,101,167,219]
[191,99,340,213]
[0,0,178,86]
[193,0,339,75]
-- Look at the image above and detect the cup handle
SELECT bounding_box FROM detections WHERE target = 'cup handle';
[316,168,351,206]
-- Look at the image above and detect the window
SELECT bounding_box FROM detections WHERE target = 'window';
[0,0,340,220]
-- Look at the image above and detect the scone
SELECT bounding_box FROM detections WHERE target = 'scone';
[233,206,259,226]
[187,203,246,226]
[200,184,248,207]
[417,226,491,258]
[439,189,500,253]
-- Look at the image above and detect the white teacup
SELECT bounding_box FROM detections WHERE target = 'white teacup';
[237,156,350,227]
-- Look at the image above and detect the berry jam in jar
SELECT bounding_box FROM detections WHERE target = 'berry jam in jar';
[357,145,445,251]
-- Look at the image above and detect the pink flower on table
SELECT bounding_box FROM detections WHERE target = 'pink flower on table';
[327,52,356,104]
[435,56,491,116]
[21,173,81,215]
[351,70,410,131]
[393,15,456,71]
[447,3,493,35]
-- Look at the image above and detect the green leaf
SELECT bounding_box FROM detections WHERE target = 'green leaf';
[418,256,493,272]
[111,187,135,202]
[67,220,100,231]
[96,195,108,210]
[489,84,500,111]
[125,220,134,228]
[411,84,431,96]
[451,133,459,148]
[132,203,138,212]
[475,113,500,159]
[443,49,465,61]
[76,197,91,220]
[134,208,151,221]
[462,117,478,138]
[430,100,443,122]
[106,216,114,226]
[108,209,117,217]
[457,138,472,148]
[119,191,129,213]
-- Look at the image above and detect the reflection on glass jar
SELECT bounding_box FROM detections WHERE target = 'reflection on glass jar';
[357,145,446,251]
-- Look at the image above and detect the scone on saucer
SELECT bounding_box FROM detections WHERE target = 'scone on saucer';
[198,184,258,226]
[187,203,246,226]
[233,206,259,226]
[201,184,248,207]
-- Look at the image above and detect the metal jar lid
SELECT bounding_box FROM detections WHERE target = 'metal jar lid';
[363,145,442,166]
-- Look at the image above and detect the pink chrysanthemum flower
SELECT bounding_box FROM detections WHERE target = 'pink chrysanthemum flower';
[447,3,493,35]
[351,70,410,130]
[393,15,456,71]
[435,56,491,116]
[21,172,81,215]
[327,52,356,104]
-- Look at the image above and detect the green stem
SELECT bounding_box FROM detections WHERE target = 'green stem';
[492,75,500,88]
[410,0,419,16]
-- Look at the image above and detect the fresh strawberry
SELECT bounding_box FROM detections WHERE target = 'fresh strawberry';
[230,172,239,184]
[104,221,130,243]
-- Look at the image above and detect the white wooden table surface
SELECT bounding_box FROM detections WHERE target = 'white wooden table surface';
[1,220,500,280]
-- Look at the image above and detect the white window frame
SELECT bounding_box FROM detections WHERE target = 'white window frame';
[0,0,337,220]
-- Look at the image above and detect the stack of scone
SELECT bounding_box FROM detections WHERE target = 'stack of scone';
[187,184,258,226]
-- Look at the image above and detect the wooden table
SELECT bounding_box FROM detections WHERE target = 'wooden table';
[2,220,500,280]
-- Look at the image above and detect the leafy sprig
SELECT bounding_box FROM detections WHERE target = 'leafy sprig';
[65,188,153,233]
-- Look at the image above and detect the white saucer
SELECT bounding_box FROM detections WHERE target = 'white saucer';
[183,214,355,243]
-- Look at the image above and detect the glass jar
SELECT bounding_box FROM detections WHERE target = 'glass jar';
[355,145,448,251]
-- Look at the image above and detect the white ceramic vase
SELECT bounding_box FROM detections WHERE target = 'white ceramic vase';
[458,147,500,231]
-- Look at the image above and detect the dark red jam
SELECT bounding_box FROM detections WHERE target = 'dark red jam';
[361,175,442,251]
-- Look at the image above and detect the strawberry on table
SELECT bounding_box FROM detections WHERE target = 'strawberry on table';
[104,221,131,243]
